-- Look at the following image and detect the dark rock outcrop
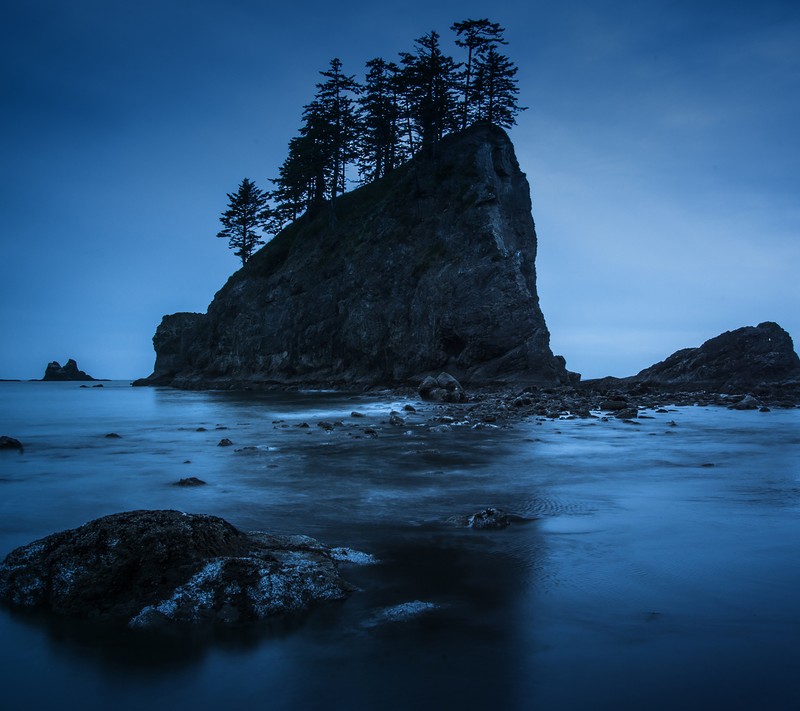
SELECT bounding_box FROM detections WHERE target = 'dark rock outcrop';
[0,436,23,451]
[630,322,800,393]
[175,477,206,486]
[42,359,98,381]
[135,125,574,389]
[0,510,354,627]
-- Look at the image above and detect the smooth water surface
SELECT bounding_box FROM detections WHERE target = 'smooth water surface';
[0,382,798,710]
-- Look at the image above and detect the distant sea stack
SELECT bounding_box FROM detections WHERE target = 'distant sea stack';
[136,125,575,389]
[42,359,98,382]
[629,322,800,393]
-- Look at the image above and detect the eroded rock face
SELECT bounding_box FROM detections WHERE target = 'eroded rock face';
[42,359,97,381]
[632,322,800,392]
[137,125,574,389]
[0,510,353,627]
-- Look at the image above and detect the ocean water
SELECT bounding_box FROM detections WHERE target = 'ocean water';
[0,381,798,710]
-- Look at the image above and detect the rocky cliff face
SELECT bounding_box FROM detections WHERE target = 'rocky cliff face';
[631,322,800,392]
[139,125,574,388]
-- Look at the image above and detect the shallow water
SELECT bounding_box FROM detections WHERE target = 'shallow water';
[0,382,798,710]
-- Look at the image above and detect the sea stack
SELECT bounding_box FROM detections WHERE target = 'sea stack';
[630,321,800,393]
[136,125,576,389]
[42,359,97,381]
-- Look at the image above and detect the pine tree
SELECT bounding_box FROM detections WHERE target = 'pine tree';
[308,58,362,202]
[400,31,460,152]
[357,58,405,183]
[216,178,271,265]
[473,45,526,128]
[271,135,315,224]
[451,19,507,130]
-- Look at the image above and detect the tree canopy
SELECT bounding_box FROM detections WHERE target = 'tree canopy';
[215,19,525,258]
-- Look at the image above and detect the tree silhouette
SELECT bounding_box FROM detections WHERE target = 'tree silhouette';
[473,45,526,128]
[217,178,271,265]
[358,58,405,182]
[306,58,362,203]
[400,31,460,152]
[451,19,507,130]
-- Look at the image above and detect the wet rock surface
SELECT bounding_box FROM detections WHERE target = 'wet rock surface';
[0,510,354,628]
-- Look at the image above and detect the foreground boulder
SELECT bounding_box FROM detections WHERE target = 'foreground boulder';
[0,510,353,627]
[135,125,575,389]
[631,322,800,392]
[42,359,98,381]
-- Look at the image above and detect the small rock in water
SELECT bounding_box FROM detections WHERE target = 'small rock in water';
[389,412,405,426]
[317,421,334,431]
[402,404,417,413]
[175,477,206,487]
[0,436,24,451]
[196,427,207,432]
[350,411,366,418]
[363,600,441,628]
[217,438,233,447]
[363,427,378,438]
[466,507,512,530]
[104,433,122,439]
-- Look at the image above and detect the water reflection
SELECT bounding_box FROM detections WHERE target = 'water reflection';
[1,384,798,709]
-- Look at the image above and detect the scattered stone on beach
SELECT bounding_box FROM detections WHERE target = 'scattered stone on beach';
[363,427,378,438]
[175,477,206,487]
[350,411,365,418]
[418,372,467,403]
[0,510,355,627]
[217,438,233,447]
[729,394,759,411]
[402,404,417,413]
[317,421,334,431]
[599,398,628,411]
[0,436,23,451]
[614,407,639,420]
[389,411,405,426]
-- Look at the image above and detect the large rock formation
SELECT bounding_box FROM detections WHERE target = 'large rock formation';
[0,510,354,627]
[136,125,574,389]
[630,322,800,392]
[42,359,97,381]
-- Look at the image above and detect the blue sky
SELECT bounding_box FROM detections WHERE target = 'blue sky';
[1,0,798,379]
